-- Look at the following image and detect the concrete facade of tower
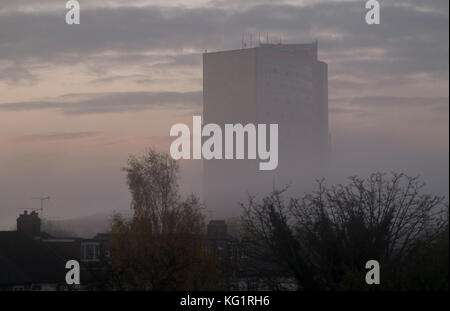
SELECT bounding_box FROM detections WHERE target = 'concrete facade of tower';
[203,42,330,217]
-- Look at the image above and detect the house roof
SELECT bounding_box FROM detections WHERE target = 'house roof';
[0,231,67,285]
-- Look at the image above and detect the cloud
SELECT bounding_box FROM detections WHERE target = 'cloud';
[329,106,376,118]
[328,95,449,119]
[0,62,38,84]
[6,131,100,144]
[152,53,202,69]
[347,96,449,108]
[0,1,447,83]
[0,91,202,115]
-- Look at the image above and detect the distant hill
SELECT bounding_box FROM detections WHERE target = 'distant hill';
[43,210,132,238]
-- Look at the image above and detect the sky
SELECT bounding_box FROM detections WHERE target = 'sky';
[0,0,448,228]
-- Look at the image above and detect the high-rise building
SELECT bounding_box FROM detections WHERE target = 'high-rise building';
[203,42,329,217]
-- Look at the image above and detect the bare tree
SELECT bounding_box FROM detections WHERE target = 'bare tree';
[241,172,449,290]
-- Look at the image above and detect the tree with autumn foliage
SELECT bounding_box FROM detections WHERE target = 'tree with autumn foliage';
[108,149,222,290]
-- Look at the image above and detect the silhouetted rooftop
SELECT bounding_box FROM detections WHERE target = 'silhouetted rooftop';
[0,231,66,286]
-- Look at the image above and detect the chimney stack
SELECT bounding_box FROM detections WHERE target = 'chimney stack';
[17,210,41,236]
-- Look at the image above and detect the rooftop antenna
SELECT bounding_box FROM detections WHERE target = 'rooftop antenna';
[31,196,50,217]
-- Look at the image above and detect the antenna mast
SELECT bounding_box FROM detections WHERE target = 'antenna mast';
[31,196,50,217]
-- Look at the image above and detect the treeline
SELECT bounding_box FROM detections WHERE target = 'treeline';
[90,149,448,291]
